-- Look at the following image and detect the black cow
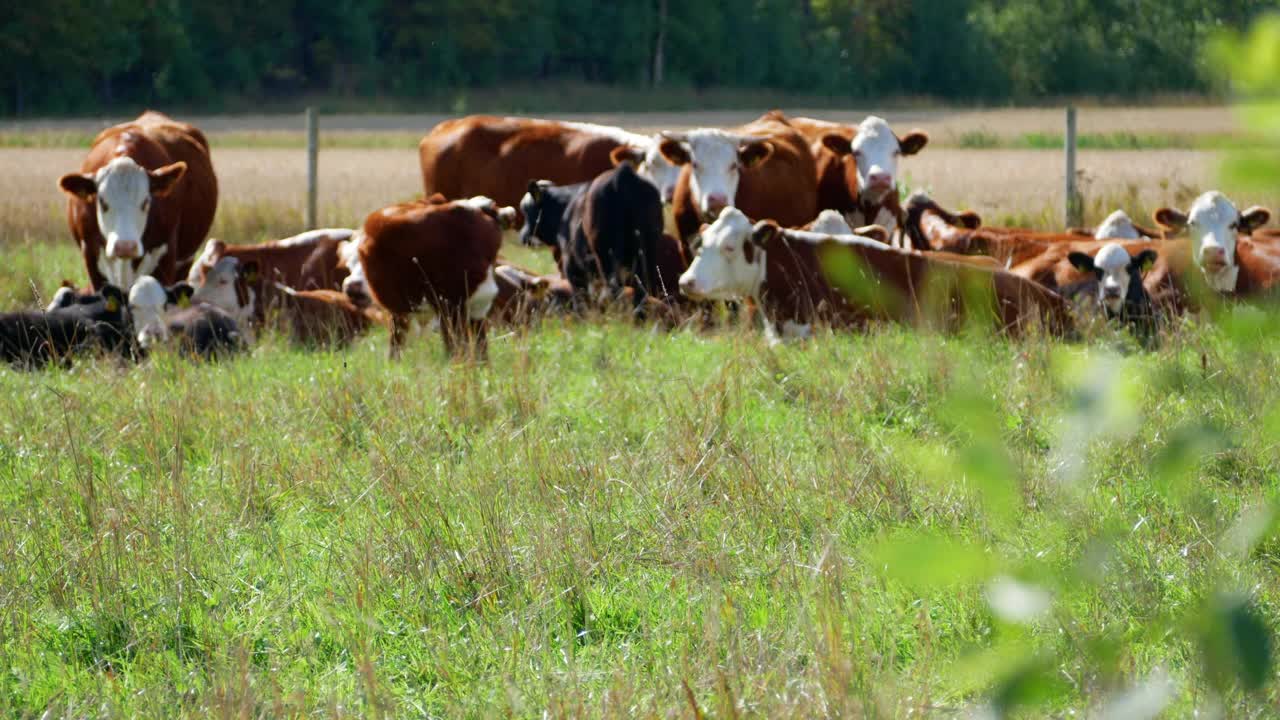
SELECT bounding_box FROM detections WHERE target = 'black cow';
[1067,243,1160,347]
[1,285,132,368]
[518,162,665,312]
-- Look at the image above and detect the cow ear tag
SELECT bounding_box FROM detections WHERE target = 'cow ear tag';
[105,296,120,313]
[178,294,191,308]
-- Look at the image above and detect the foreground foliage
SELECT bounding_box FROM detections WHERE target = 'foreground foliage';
[0,309,1277,717]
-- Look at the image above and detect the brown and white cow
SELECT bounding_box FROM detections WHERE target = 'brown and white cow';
[677,208,1074,342]
[783,113,928,246]
[357,197,505,358]
[663,114,819,246]
[187,228,356,322]
[418,116,680,212]
[1153,191,1276,296]
[58,111,218,290]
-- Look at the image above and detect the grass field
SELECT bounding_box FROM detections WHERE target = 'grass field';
[1,109,1279,718]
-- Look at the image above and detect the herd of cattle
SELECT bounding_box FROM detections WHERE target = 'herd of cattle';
[3,109,1277,367]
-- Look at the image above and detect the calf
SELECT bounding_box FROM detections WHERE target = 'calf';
[128,276,244,359]
[187,228,355,321]
[58,111,218,290]
[905,193,1095,267]
[519,162,669,312]
[1067,244,1160,345]
[358,198,503,358]
[663,114,818,245]
[274,286,386,347]
[785,113,929,245]
[1,285,132,368]
[1154,191,1276,296]
[677,208,1073,341]
[489,264,574,325]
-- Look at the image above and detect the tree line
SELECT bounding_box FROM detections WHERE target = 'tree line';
[1,0,1271,116]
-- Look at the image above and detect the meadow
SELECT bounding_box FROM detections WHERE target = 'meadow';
[1,108,1278,718]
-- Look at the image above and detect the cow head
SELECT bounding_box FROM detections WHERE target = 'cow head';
[338,232,372,308]
[518,180,569,248]
[191,256,257,325]
[59,156,187,263]
[611,139,682,204]
[821,116,928,205]
[1093,210,1142,240]
[678,207,767,301]
[1068,244,1157,316]
[128,275,194,349]
[658,130,773,221]
[1154,191,1271,293]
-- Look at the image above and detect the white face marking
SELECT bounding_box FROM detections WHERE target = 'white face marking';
[1094,210,1141,240]
[1183,191,1243,291]
[191,257,253,324]
[809,210,854,235]
[670,130,754,219]
[128,275,171,349]
[187,238,221,284]
[94,245,165,291]
[338,232,369,301]
[851,116,904,204]
[93,157,152,261]
[1092,243,1132,314]
[466,267,500,320]
[637,138,681,204]
[678,207,765,301]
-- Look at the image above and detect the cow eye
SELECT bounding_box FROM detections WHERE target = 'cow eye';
[100,199,110,213]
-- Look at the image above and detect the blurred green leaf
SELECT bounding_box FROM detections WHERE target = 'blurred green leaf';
[1208,14,1280,95]
[990,655,1072,716]
[1152,422,1228,504]
[870,528,993,592]
[1201,594,1274,694]
[818,244,902,318]
[1219,151,1280,192]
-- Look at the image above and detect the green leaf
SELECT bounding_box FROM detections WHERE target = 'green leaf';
[1201,594,1274,694]
[870,529,993,592]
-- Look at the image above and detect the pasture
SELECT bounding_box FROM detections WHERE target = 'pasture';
[1,108,1279,717]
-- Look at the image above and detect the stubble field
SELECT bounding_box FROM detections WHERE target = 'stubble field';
[1,107,1278,718]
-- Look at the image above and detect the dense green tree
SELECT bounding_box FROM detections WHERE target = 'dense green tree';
[0,0,1272,116]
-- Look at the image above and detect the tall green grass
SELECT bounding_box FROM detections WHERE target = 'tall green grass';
[0,302,1278,716]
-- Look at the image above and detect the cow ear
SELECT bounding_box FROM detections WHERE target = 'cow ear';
[658,138,691,166]
[820,133,853,156]
[610,146,644,167]
[100,284,125,313]
[1239,206,1271,234]
[751,220,779,248]
[1067,252,1097,273]
[168,282,195,308]
[738,140,773,169]
[58,172,97,201]
[1154,207,1188,231]
[1131,249,1158,274]
[897,131,929,156]
[149,161,187,197]
[958,211,982,230]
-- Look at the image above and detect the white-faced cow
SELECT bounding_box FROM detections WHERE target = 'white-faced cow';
[1154,191,1275,295]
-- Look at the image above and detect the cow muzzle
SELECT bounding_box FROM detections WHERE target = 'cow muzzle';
[107,236,143,260]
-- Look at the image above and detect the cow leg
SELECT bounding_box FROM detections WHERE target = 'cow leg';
[389,313,410,359]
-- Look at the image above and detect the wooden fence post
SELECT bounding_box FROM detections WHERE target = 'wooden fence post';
[1064,106,1081,228]
[306,107,319,230]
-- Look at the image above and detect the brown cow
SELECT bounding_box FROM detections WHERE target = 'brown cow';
[663,114,819,246]
[57,111,218,290]
[275,286,388,347]
[358,198,504,358]
[678,208,1074,341]
[781,113,929,246]
[418,116,680,212]
[1153,191,1276,296]
[187,228,355,322]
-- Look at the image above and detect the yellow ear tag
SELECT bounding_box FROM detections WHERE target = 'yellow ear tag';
[244,270,259,283]
[178,295,191,308]
[105,297,119,312]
